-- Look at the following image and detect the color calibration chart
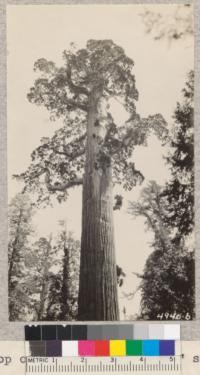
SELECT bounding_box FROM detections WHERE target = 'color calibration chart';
[3,339,200,375]
[25,324,180,358]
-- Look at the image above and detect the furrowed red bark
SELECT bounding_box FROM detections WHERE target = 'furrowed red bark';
[78,89,119,320]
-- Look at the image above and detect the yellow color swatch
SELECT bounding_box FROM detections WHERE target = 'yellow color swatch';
[110,340,126,356]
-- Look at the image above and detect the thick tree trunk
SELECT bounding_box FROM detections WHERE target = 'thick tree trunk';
[78,90,119,320]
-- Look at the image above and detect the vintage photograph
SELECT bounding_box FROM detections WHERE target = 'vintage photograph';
[7,4,194,321]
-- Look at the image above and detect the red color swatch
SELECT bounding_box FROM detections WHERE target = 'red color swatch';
[95,340,110,356]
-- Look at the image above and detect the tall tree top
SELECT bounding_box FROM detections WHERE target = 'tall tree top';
[16,40,167,205]
[28,40,138,118]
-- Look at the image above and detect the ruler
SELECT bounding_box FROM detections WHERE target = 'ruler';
[0,341,200,374]
[25,356,181,374]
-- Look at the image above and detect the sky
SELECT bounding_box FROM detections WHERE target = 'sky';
[7,4,194,319]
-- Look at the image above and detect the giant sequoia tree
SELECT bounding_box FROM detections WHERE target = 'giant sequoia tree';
[17,40,166,320]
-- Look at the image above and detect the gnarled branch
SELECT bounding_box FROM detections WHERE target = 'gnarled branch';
[52,148,85,160]
[44,169,83,192]
[65,97,88,112]
[66,66,89,97]
[62,133,86,160]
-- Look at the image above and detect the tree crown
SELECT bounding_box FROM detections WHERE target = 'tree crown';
[16,40,167,205]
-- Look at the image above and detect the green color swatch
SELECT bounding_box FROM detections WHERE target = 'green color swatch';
[126,340,142,356]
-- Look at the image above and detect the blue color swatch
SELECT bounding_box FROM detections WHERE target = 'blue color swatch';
[159,340,175,356]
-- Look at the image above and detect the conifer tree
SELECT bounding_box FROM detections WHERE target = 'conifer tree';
[16,40,166,320]
[8,193,34,320]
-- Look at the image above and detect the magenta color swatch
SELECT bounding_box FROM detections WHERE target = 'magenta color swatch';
[78,340,95,356]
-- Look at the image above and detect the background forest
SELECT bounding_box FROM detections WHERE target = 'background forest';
[8,4,194,321]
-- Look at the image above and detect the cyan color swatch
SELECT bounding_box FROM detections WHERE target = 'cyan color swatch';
[142,340,160,356]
